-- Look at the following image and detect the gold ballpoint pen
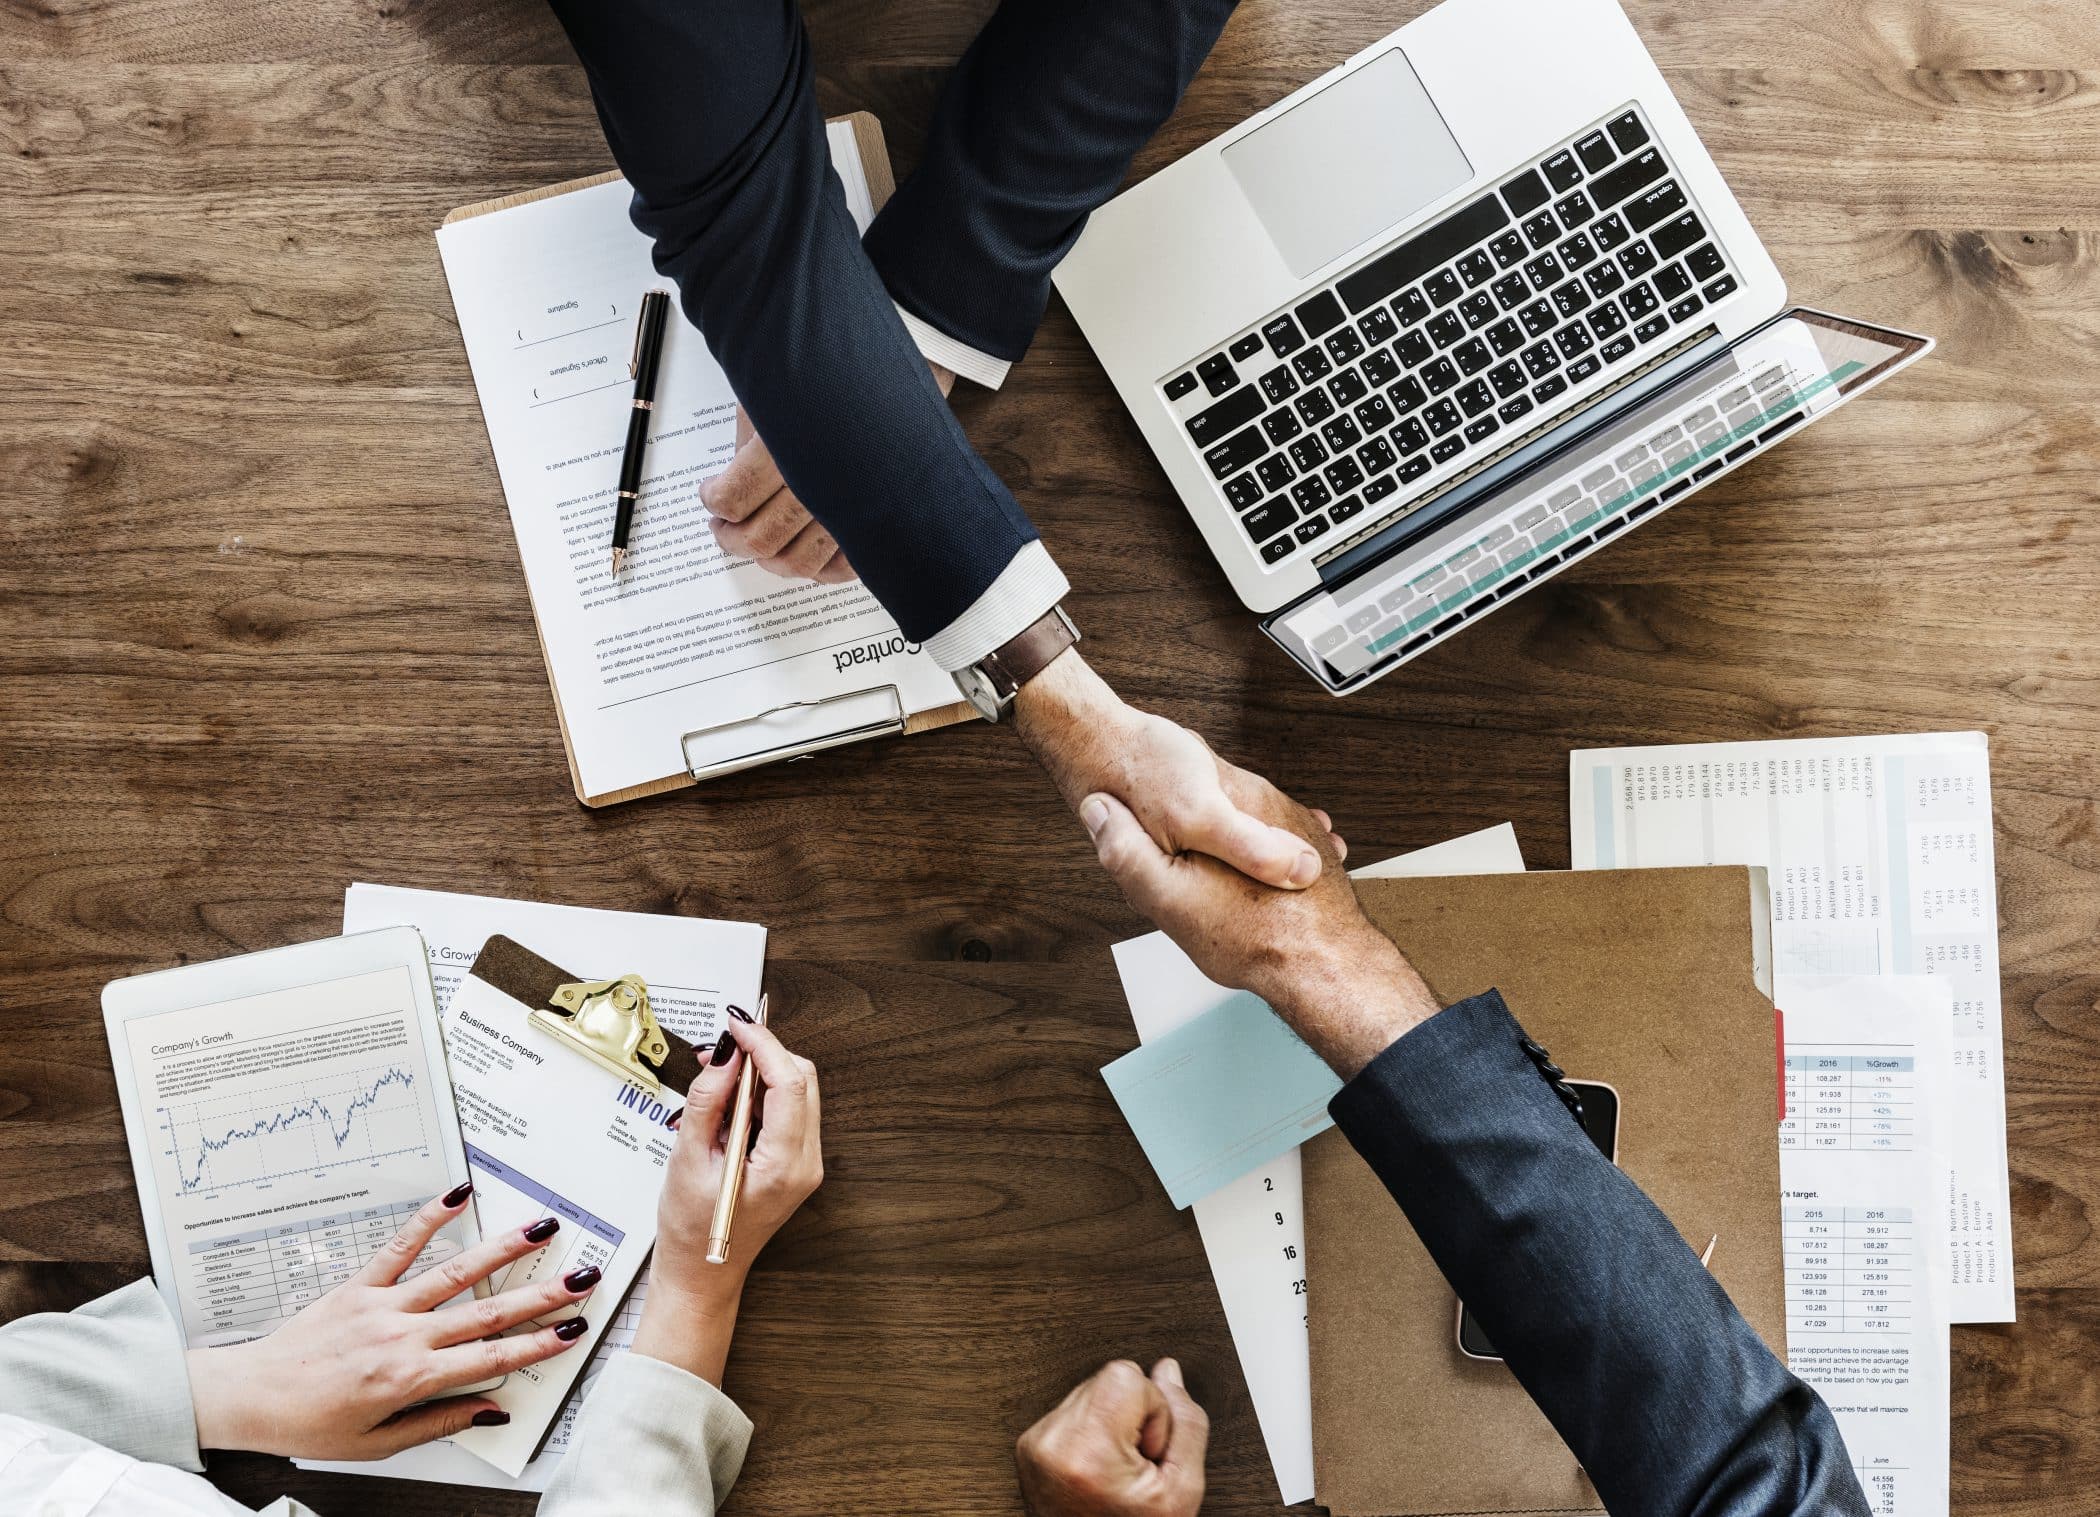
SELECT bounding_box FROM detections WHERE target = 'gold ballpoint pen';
[706,992,767,1264]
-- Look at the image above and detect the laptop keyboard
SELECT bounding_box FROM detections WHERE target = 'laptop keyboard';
[1162,107,1740,570]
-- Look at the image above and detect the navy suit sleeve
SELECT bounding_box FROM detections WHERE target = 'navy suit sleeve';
[1329,991,1870,1517]
[543,0,1043,645]
[862,0,1241,362]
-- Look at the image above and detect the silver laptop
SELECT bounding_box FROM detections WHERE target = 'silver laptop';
[1053,0,1929,692]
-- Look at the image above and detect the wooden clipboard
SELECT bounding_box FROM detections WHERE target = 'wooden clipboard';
[443,112,975,808]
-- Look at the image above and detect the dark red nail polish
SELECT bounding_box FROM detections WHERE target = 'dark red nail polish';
[564,1265,601,1292]
[710,1030,736,1066]
[554,1317,589,1341]
[442,1180,474,1207]
[524,1217,560,1243]
[667,1107,682,1129]
[472,1409,510,1427]
[727,1004,754,1024]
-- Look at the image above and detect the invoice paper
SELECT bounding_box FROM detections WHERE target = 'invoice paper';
[1109,824,1527,1504]
[1570,732,2011,1322]
[435,121,957,799]
[1777,974,1953,1517]
[299,883,764,1489]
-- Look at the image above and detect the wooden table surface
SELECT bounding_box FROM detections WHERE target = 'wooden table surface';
[4,0,2097,1512]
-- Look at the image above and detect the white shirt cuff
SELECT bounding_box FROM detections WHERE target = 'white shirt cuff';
[895,305,1013,390]
[921,540,1070,672]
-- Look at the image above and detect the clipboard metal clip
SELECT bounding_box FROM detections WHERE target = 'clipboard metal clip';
[680,684,906,783]
[534,974,671,1097]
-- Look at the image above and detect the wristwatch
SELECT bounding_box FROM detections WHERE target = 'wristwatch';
[952,605,1081,723]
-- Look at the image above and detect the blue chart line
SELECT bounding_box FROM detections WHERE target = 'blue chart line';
[165,1066,425,1194]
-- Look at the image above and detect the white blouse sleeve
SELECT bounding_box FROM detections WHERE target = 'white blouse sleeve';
[536,1352,753,1517]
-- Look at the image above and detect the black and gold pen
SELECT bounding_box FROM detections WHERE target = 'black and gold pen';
[611,289,671,576]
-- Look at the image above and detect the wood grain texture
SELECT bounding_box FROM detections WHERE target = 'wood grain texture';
[2,0,2097,1512]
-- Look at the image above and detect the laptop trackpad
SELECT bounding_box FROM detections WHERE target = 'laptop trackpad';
[1223,49,1473,279]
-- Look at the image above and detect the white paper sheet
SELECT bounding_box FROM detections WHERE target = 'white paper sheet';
[1569,732,2011,1322]
[1109,823,1527,1504]
[434,120,957,799]
[298,883,765,1490]
[1776,975,1953,1516]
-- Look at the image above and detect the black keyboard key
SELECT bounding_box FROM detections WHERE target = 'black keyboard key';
[1456,379,1494,418]
[1357,434,1397,473]
[1262,408,1302,446]
[1295,289,1346,337]
[1654,263,1693,300]
[1686,244,1727,282]
[1289,435,1330,471]
[1542,151,1583,192]
[1164,371,1198,400]
[1294,515,1331,545]
[1458,249,1497,288]
[1422,356,1461,395]
[1523,251,1565,290]
[1388,375,1428,415]
[1322,415,1364,452]
[1487,318,1526,356]
[1398,455,1433,483]
[1668,292,1706,323]
[1329,368,1369,406]
[1423,398,1462,436]
[1464,414,1500,444]
[1589,211,1631,251]
[1460,292,1498,330]
[1575,131,1616,173]
[1197,353,1238,396]
[1394,416,1430,455]
[1229,332,1265,361]
[1430,435,1465,463]
[1702,274,1739,303]
[1584,262,1625,299]
[1498,393,1535,424]
[1550,280,1592,320]
[1259,364,1299,403]
[1203,426,1266,478]
[1533,373,1568,404]
[1290,475,1332,511]
[1626,181,1688,232]
[1363,472,1400,504]
[1520,340,1560,379]
[1336,194,1511,312]
[1621,281,1660,320]
[1393,287,1431,326]
[1557,231,1599,271]
[1552,191,1595,229]
[1490,230,1529,269]
[1292,347,1333,383]
[1354,395,1396,434]
[1358,307,1399,346]
[1492,272,1530,310]
[1600,334,1635,364]
[1427,310,1466,348]
[1522,211,1560,250]
[1362,348,1402,387]
[1224,471,1263,510]
[1587,301,1627,338]
[1329,494,1365,525]
[1396,329,1433,367]
[1608,110,1649,153]
[1295,388,1335,424]
[1592,148,1666,210]
[1325,327,1366,365]
[1424,269,1464,307]
[1185,383,1264,443]
[1652,212,1706,261]
[1503,168,1551,216]
[1618,241,1659,279]
[1519,300,1557,338]
[1454,337,1493,376]
[1488,360,1527,398]
[1324,454,1366,493]
[1263,314,1306,356]
[1635,314,1671,344]
[1244,498,1297,541]
[1553,322,1594,360]
[1257,455,1296,491]
[1566,353,1602,384]
[1260,534,1296,563]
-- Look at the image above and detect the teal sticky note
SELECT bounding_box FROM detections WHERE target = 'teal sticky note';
[1100,991,1342,1209]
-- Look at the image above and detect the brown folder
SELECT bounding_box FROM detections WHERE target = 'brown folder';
[1306,866,1779,1517]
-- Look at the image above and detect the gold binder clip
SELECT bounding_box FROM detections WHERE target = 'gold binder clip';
[534,974,670,1097]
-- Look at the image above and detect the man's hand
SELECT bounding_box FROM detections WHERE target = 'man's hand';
[699,362,956,584]
[1014,650,1345,892]
[1016,1358,1208,1517]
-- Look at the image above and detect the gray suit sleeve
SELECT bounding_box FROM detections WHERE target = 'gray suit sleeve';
[537,1352,753,1517]
[0,1277,206,1472]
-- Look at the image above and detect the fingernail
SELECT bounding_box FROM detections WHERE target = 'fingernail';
[524,1217,560,1243]
[710,1030,736,1065]
[1156,1357,1185,1388]
[667,1107,683,1129]
[442,1180,474,1208]
[1288,849,1322,888]
[554,1317,589,1342]
[727,1004,754,1024]
[472,1409,510,1427]
[564,1265,601,1292]
[1080,795,1109,837]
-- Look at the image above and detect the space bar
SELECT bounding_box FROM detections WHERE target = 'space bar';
[1334,194,1513,313]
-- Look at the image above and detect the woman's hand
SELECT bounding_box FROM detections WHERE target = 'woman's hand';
[629,1014,824,1385]
[185,1186,598,1459]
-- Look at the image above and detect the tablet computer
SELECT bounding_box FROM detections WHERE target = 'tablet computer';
[103,927,486,1350]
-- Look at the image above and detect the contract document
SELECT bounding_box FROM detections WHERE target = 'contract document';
[1570,732,2012,1322]
[1777,974,1953,1517]
[436,120,960,803]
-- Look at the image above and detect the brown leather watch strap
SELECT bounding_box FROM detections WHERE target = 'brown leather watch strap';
[977,605,1079,696]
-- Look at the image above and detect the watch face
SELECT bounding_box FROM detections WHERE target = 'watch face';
[954,665,1003,722]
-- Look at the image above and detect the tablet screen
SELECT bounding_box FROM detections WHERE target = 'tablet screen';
[120,963,468,1346]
